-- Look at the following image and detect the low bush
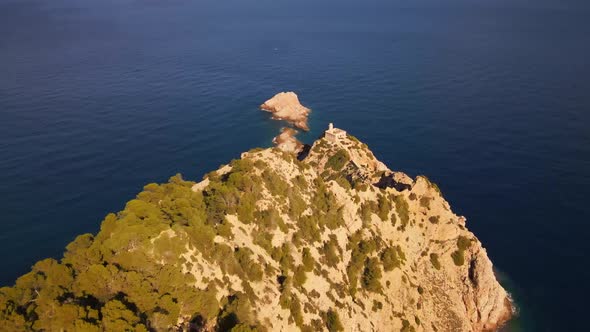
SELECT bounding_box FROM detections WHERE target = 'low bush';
[326,149,350,172]
[381,245,406,271]
[324,309,344,332]
[429,253,441,270]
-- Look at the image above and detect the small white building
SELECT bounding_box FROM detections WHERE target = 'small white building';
[325,123,347,142]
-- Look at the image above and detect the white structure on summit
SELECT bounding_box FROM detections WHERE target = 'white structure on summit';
[325,123,347,142]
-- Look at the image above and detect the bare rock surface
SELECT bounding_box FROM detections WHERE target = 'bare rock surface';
[273,127,304,154]
[260,92,311,131]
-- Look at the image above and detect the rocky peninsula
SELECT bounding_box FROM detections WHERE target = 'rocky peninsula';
[0,108,512,331]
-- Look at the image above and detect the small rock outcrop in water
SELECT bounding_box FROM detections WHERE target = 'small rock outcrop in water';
[0,124,513,331]
[273,127,305,154]
[260,91,311,131]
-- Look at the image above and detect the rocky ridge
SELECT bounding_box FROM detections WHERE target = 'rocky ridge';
[0,128,512,331]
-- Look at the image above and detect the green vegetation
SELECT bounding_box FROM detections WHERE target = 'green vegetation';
[0,174,257,330]
[394,195,410,229]
[234,248,264,281]
[334,175,353,190]
[322,235,341,268]
[377,194,392,222]
[361,257,383,292]
[451,236,472,266]
[430,253,441,270]
[324,309,344,332]
[360,202,374,227]
[457,235,472,250]
[346,233,380,296]
[286,293,304,328]
[0,160,303,330]
[419,196,431,209]
[297,215,322,243]
[272,243,294,274]
[302,247,315,272]
[372,300,383,311]
[308,178,345,231]
[354,182,369,192]
[293,265,308,288]
[381,245,406,271]
[326,149,350,171]
[401,319,416,332]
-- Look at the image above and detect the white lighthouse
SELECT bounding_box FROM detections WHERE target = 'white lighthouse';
[325,123,347,142]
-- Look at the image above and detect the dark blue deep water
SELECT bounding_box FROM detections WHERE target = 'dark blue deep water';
[1,0,589,330]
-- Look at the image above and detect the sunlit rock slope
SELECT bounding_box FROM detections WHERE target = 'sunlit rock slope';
[0,130,512,332]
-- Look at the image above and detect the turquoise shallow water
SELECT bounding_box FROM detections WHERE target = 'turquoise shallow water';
[1,0,590,330]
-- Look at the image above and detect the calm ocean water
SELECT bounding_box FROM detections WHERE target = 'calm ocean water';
[1,0,589,330]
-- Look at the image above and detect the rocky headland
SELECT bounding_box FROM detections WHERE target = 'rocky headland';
[0,122,512,331]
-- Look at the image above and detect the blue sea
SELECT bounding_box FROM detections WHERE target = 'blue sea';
[1,0,589,330]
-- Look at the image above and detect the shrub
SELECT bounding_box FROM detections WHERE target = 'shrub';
[334,176,352,190]
[372,300,383,311]
[361,257,382,292]
[323,237,340,268]
[272,243,293,274]
[354,182,368,192]
[293,174,308,190]
[401,319,416,332]
[236,192,256,224]
[451,236,471,266]
[261,170,289,197]
[360,203,373,228]
[381,246,405,271]
[234,248,263,282]
[451,250,465,266]
[377,194,391,222]
[302,248,315,272]
[290,296,304,328]
[419,196,431,209]
[326,149,350,172]
[297,216,321,243]
[429,253,441,270]
[293,265,307,288]
[252,228,273,255]
[457,236,472,251]
[325,309,344,332]
[394,195,410,227]
[288,192,307,220]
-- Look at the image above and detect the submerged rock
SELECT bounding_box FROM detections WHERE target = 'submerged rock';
[273,127,304,154]
[260,91,311,131]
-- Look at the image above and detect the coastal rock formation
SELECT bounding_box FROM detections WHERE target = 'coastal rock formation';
[260,92,311,131]
[273,127,305,154]
[0,126,512,331]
